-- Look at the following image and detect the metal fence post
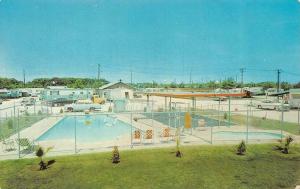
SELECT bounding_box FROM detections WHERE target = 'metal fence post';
[298,104,300,134]
[34,101,36,115]
[210,125,213,144]
[74,115,77,154]
[228,96,231,127]
[17,110,20,159]
[130,112,133,148]
[246,105,249,143]
[280,104,284,141]
[218,99,220,127]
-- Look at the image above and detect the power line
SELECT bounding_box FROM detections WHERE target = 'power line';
[97,64,101,81]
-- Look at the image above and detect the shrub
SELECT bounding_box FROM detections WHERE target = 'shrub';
[112,146,120,164]
[35,146,55,170]
[175,127,182,158]
[24,111,30,116]
[60,108,64,114]
[223,113,228,120]
[282,136,294,154]
[274,136,294,154]
[236,140,246,155]
[37,110,42,115]
[7,119,13,130]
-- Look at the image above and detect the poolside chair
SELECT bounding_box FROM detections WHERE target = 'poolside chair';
[132,130,142,144]
[197,119,206,131]
[16,138,35,153]
[143,130,154,144]
[160,128,174,142]
[0,135,15,152]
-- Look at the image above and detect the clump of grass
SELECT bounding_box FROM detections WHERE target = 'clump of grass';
[236,140,246,155]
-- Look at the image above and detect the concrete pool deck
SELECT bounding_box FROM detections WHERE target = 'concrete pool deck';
[1,113,299,160]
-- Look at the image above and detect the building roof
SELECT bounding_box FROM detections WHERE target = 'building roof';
[0,88,9,93]
[99,81,134,90]
[47,86,68,90]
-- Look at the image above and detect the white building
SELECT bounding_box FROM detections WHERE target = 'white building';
[98,81,134,101]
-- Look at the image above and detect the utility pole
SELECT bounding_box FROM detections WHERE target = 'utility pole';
[277,69,281,92]
[23,69,26,88]
[189,70,192,85]
[97,64,101,81]
[130,70,133,85]
[240,68,245,87]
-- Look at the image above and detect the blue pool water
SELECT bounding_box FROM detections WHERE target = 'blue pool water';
[213,131,283,140]
[37,115,131,142]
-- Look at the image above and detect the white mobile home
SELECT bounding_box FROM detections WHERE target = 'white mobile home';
[289,89,300,108]
[40,86,93,102]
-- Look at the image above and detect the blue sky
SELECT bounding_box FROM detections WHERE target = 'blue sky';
[0,0,300,83]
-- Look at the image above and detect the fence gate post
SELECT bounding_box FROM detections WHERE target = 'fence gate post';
[74,115,77,154]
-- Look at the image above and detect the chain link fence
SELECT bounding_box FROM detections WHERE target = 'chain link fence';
[1,98,299,159]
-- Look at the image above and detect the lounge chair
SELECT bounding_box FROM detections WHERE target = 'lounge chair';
[0,135,15,152]
[160,128,175,142]
[132,130,142,144]
[16,138,35,152]
[143,130,154,144]
[196,119,206,131]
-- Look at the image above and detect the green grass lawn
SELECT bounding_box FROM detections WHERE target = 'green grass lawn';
[0,144,300,189]
[0,114,46,139]
[231,115,300,135]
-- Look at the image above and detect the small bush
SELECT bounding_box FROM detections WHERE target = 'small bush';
[24,111,30,116]
[60,108,64,114]
[283,136,294,154]
[175,127,182,158]
[7,119,13,130]
[274,136,294,154]
[236,140,246,155]
[112,146,120,164]
[223,113,228,120]
[37,110,42,115]
[36,146,55,170]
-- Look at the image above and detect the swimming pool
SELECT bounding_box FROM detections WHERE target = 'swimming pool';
[213,131,283,140]
[144,112,230,128]
[37,115,131,143]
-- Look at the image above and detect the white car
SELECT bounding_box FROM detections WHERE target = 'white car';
[64,102,102,112]
[21,97,36,106]
[256,100,290,111]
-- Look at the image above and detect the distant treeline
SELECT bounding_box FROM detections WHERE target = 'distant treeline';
[0,77,108,89]
[133,78,300,90]
[0,77,299,90]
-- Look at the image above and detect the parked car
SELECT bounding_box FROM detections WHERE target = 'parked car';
[21,97,36,106]
[212,97,227,101]
[256,99,290,111]
[64,101,102,112]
